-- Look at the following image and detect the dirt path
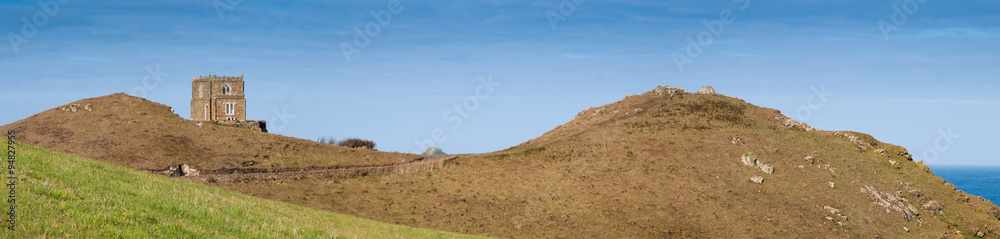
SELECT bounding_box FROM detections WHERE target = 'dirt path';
[164,155,458,183]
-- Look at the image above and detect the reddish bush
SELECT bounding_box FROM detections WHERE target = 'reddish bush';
[337,138,376,149]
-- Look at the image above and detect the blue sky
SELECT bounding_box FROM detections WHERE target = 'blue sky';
[0,0,998,165]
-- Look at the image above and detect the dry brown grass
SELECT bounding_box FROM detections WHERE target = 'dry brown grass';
[224,89,999,238]
[0,93,417,171]
[5,90,1000,238]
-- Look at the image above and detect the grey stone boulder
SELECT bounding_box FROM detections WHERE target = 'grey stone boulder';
[421,147,447,156]
[923,200,943,215]
[758,164,774,174]
[740,153,757,166]
[697,86,716,94]
[180,164,200,176]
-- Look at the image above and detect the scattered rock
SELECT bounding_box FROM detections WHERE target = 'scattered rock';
[800,123,820,131]
[731,137,744,145]
[84,104,92,112]
[741,152,758,166]
[824,206,841,214]
[897,150,914,161]
[988,208,1000,220]
[828,182,836,189]
[922,200,943,215]
[782,118,800,128]
[622,94,637,100]
[804,155,816,164]
[904,227,909,233]
[422,147,447,156]
[697,86,716,94]
[839,133,876,150]
[820,164,836,174]
[749,176,764,184]
[889,160,900,169]
[908,188,922,198]
[60,104,83,112]
[758,164,774,174]
[195,122,203,127]
[861,185,919,221]
[977,229,985,238]
[166,164,200,177]
[874,149,890,158]
[652,86,685,96]
[241,160,256,167]
[166,165,180,176]
[778,117,820,131]
[180,164,200,176]
[956,194,970,203]
[824,206,848,221]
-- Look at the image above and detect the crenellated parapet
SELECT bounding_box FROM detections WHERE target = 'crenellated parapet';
[192,72,244,82]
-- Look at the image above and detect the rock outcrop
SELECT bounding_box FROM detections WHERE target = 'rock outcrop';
[167,164,200,177]
[759,164,774,174]
[652,85,685,96]
[422,147,447,155]
[741,152,758,166]
[740,153,774,174]
[59,103,93,112]
[697,86,716,94]
[861,185,920,221]
[922,200,943,215]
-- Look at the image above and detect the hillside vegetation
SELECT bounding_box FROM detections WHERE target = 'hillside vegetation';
[0,141,481,238]
[0,93,418,171]
[214,87,1000,238]
[3,87,1000,238]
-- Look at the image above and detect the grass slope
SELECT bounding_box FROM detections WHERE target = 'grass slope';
[0,141,481,238]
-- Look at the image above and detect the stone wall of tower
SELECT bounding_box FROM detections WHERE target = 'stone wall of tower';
[212,97,246,121]
[191,74,246,121]
[191,79,213,121]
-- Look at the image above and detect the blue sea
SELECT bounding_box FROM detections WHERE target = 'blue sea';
[932,165,1000,206]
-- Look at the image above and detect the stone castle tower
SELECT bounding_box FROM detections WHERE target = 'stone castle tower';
[191,73,246,121]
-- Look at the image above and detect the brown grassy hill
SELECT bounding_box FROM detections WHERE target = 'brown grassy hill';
[5,89,1000,238]
[211,86,1000,238]
[0,93,418,171]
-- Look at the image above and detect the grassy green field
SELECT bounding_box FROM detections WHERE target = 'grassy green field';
[0,141,482,238]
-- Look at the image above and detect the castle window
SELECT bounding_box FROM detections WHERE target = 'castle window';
[225,102,236,115]
[222,84,231,95]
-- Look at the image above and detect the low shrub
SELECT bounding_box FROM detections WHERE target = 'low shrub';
[338,138,376,149]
